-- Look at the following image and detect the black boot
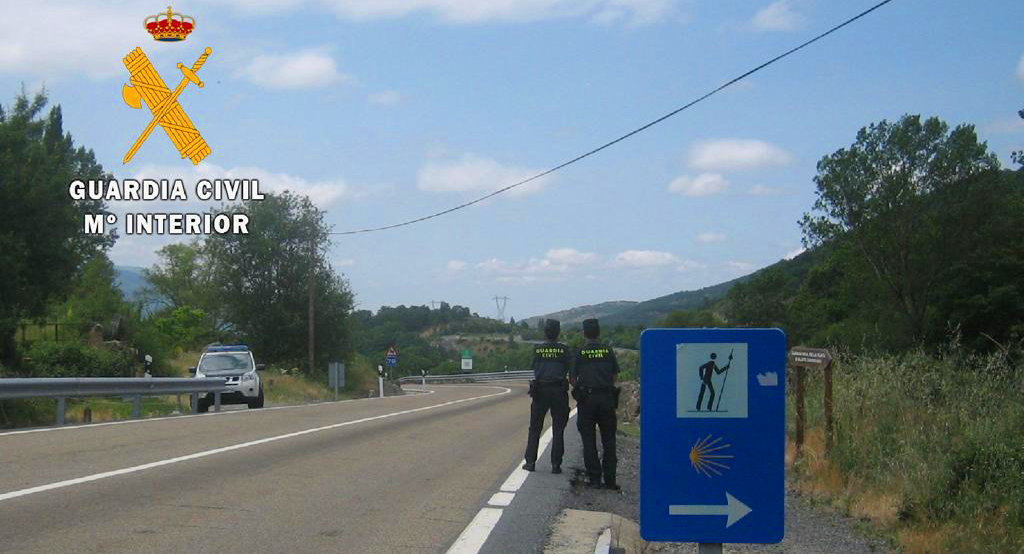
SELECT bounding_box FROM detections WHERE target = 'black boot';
[522,462,536,472]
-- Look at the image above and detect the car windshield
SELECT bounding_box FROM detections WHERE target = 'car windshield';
[199,352,253,374]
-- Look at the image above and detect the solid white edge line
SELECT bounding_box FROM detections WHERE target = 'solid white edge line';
[0,384,449,437]
[446,406,579,554]
[446,508,504,554]
[594,528,612,554]
[487,492,515,507]
[0,386,511,503]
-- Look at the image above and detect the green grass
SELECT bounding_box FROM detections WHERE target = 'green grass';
[790,347,1024,553]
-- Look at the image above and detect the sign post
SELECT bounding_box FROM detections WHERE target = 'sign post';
[377,364,384,398]
[461,349,473,372]
[641,328,786,547]
[385,346,398,381]
[421,368,427,388]
[787,347,834,455]
[328,362,345,401]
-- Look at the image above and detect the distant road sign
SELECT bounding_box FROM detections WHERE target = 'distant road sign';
[461,358,473,371]
[461,349,473,359]
[640,328,786,544]
[788,347,832,368]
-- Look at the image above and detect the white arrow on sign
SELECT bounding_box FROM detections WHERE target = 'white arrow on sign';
[668,492,752,528]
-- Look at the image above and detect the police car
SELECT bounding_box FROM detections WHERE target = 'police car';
[189,344,265,412]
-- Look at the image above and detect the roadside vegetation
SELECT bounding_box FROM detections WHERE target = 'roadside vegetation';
[658,112,1024,553]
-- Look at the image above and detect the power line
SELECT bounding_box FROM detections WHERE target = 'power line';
[332,0,894,236]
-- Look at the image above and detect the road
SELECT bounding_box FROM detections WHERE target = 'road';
[0,384,538,554]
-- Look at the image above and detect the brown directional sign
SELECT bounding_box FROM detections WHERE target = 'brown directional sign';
[788,347,832,368]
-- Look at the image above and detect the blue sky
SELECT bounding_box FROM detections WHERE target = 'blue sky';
[4,0,1023,320]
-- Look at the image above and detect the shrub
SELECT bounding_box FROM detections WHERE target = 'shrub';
[24,341,134,378]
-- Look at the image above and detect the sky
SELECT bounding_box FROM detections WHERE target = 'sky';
[3,0,1023,320]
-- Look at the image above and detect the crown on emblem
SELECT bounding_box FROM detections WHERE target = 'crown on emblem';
[145,6,195,42]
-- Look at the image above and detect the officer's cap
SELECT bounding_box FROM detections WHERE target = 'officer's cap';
[544,318,561,340]
[582,318,600,339]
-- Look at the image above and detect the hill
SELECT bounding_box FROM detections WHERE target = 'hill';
[522,300,637,327]
[526,248,827,327]
[114,266,147,301]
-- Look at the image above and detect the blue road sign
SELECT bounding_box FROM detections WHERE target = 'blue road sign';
[640,328,786,544]
[386,355,397,368]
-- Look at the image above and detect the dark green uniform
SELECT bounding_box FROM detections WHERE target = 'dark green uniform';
[573,340,620,486]
[523,341,571,469]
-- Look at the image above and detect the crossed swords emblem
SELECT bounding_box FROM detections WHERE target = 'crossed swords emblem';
[121,47,212,165]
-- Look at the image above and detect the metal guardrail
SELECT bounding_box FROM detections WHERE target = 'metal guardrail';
[397,370,533,385]
[0,377,230,425]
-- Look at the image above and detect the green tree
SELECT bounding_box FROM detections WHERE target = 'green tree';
[724,267,790,328]
[203,191,354,373]
[0,91,113,364]
[141,242,209,310]
[63,253,126,336]
[800,115,999,339]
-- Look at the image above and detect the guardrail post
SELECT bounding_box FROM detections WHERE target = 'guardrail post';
[55,397,66,425]
[132,395,141,419]
[190,393,199,414]
[214,391,221,412]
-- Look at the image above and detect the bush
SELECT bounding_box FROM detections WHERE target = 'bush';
[24,341,134,378]
[795,348,1024,552]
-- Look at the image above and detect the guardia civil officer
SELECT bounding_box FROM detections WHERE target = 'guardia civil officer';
[572,318,620,489]
[522,318,572,474]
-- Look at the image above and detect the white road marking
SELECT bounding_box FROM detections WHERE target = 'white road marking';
[0,385,439,437]
[446,508,503,554]
[594,528,612,554]
[487,492,515,507]
[0,386,510,503]
[447,406,578,554]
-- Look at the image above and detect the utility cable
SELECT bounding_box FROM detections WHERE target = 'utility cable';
[333,0,894,235]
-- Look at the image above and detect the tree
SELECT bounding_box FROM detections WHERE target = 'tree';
[1012,108,1023,169]
[800,115,999,339]
[725,267,790,329]
[141,242,208,310]
[203,191,354,373]
[63,253,126,336]
[0,91,113,364]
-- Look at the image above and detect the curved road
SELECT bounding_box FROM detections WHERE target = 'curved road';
[0,384,536,554]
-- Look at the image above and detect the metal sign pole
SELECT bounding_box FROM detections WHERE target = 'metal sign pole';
[377,365,384,399]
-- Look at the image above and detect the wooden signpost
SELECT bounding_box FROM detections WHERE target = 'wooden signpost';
[787,347,834,456]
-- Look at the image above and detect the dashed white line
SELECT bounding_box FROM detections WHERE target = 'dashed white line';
[0,386,509,503]
[447,407,578,554]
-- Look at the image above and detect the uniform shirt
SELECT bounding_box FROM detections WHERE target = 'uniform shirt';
[531,341,572,382]
[573,340,619,388]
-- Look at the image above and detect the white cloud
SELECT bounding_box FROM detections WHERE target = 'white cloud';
[335,258,356,267]
[318,0,678,24]
[0,2,144,79]
[697,232,726,244]
[476,256,569,283]
[727,261,755,271]
[751,1,804,32]
[447,260,467,272]
[749,184,786,196]
[784,247,805,260]
[368,90,403,105]
[613,250,678,268]
[545,248,599,265]
[417,154,551,197]
[668,173,729,197]
[121,162,351,212]
[238,49,347,90]
[689,139,793,171]
[676,259,708,272]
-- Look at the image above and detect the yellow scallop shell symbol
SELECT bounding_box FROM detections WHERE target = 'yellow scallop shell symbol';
[689,434,734,478]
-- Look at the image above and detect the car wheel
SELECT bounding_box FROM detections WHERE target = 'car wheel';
[249,385,265,409]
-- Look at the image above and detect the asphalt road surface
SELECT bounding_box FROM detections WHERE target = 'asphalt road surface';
[0,384,538,554]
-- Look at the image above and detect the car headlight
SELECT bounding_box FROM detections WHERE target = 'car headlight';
[242,372,257,383]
